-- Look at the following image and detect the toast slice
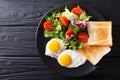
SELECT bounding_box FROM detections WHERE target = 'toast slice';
[77,44,111,65]
[87,21,112,46]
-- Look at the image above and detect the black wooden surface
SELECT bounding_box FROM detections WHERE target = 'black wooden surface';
[0,0,120,80]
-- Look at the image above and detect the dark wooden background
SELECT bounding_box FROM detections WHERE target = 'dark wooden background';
[0,0,120,80]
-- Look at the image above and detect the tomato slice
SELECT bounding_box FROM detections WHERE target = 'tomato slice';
[72,6,83,16]
[43,21,53,31]
[77,32,88,42]
[59,16,68,27]
[65,30,74,36]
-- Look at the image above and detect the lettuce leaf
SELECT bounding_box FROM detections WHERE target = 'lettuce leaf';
[61,6,78,21]
[79,11,92,21]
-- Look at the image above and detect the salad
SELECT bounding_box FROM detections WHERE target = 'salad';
[43,5,92,49]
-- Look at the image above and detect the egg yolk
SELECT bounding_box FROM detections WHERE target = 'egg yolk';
[49,39,60,53]
[59,54,72,67]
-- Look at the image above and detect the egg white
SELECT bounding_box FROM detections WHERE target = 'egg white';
[58,49,87,68]
[45,38,66,58]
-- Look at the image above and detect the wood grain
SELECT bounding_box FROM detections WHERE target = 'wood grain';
[0,0,119,80]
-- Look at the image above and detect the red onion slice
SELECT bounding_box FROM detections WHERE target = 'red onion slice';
[71,20,87,28]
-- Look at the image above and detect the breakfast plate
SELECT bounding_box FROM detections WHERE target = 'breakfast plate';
[36,2,105,77]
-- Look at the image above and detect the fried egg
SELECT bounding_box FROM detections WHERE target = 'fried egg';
[45,38,66,58]
[57,49,87,68]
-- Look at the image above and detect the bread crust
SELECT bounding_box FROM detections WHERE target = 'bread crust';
[78,44,111,65]
[87,21,112,46]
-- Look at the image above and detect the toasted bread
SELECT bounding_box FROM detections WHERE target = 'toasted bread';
[87,21,112,46]
[77,44,111,65]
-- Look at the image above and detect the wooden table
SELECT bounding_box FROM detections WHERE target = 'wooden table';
[0,0,119,80]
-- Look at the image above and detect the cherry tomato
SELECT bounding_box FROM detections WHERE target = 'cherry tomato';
[43,21,53,31]
[65,30,74,36]
[72,6,83,16]
[77,32,88,42]
[59,16,68,27]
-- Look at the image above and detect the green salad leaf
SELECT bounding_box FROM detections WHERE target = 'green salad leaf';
[44,6,91,50]
[78,42,84,49]
[79,11,92,21]
[68,40,78,49]
[68,25,87,34]
[44,30,54,38]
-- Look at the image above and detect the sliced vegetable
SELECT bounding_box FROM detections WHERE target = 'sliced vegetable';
[61,7,78,21]
[59,16,68,27]
[72,6,83,16]
[71,20,87,28]
[45,12,62,28]
[65,30,74,36]
[68,24,86,34]
[77,32,88,42]
[43,21,53,31]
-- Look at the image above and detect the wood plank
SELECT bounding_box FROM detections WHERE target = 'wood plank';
[0,0,119,80]
[0,0,74,26]
[0,26,119,57]
[0,0,119,26]
[0,57,120,77]
[0,57,119,79]
[0,57,68,80]
[0,26,38,56]
[0,1,43,26]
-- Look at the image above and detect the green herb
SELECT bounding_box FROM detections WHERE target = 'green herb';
[79,11,92,21]
[68,25,86,34]
[44,30,54,38]
[78,42,84,49]
[68,39,78,49]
